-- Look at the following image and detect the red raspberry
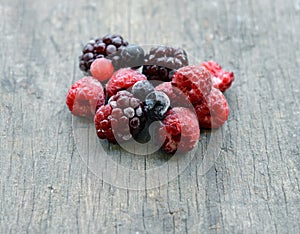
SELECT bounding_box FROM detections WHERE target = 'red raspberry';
[195,88,229,129]
[157,107,200,154]
[171,66,212,105]
[90,58,114,82]
[155,82,190,107]
[201,61,234,92]
[66,76,105,118]
[106,68,147,98]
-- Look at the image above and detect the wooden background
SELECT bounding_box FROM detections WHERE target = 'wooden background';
[1,0,300,233]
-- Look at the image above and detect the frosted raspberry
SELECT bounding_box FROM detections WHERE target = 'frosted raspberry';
[201,61,234,92]
[66,77,105,118]
[155,82,190,107]
[171,66,212,105]
[157,107,200,154]
[195,88,229,128]
[106,68,147,98]
[90,58,114,82]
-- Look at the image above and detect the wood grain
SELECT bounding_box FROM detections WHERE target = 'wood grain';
[1,0,299,233]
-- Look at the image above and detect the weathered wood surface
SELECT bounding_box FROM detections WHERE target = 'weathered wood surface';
[1,0,300,233]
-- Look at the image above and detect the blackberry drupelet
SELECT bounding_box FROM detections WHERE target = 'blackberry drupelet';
[94,90,147,143]
[142,45,188,82]
[79,34,129,73]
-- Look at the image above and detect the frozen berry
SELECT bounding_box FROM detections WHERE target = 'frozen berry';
[143,45,188,82]
[171,65,212,105]
[106,68,147,98]
[155,82,190,107]
[66,77,105,118]
[201,61,234,92]
[79,34,129,73]
[195,88,229,129]
[157,107,200,154]
[90,58,114,82]
[144,91,170,120]
[107,44,145,70]
[131,80,155,100]
[94,90,146,143]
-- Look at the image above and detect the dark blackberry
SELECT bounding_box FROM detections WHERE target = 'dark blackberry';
[79,34,129,73]
[107,44,145,71]
[131,80,155,101]
[94,90,147,143]
[142,45,188,82]
[144,91,171,121]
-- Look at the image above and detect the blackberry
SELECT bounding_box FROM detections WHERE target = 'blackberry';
[79,34,129,73]
[144,91,170,121]
[142,45,188,82]
[94,90,147,143]
[107,44,145,70]
[131,80,155,101]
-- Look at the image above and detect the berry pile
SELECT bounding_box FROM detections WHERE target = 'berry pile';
[66,34,235,154]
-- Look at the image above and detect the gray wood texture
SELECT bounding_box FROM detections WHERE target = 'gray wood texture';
[1,0,300,233]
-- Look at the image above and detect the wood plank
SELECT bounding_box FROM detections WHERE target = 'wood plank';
[0,0,299,233]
